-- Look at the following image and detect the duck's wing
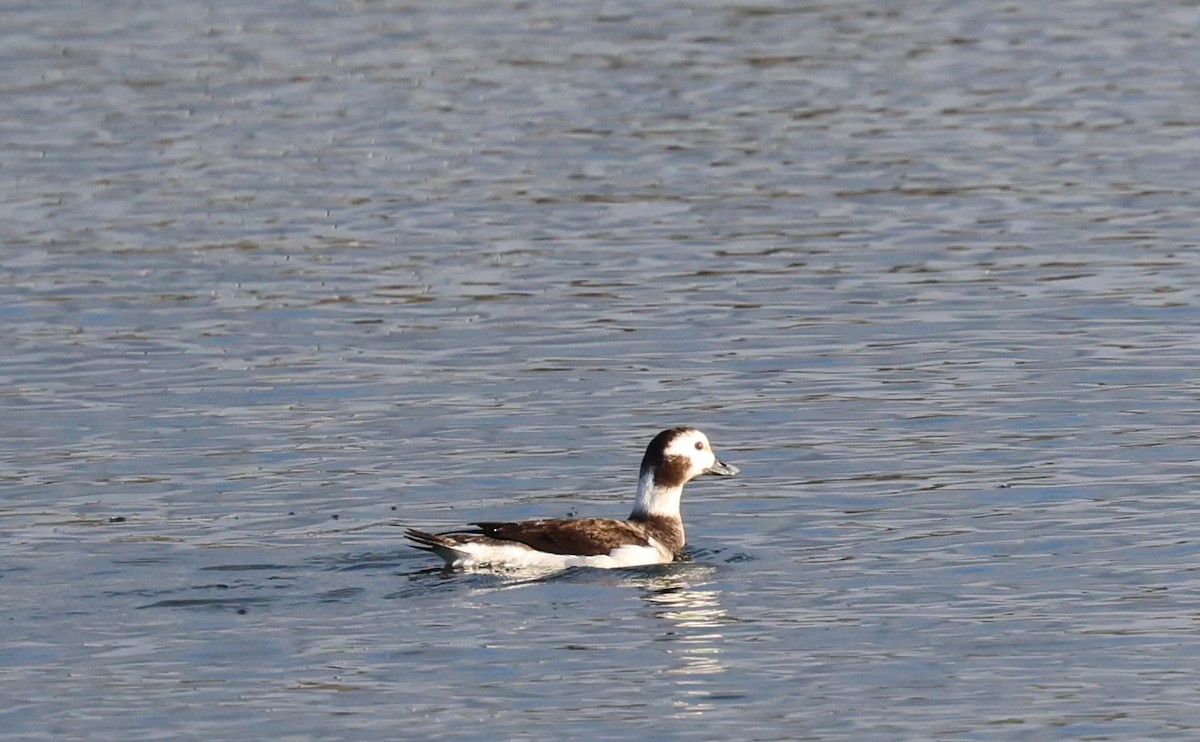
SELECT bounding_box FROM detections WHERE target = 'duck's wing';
[471,518,650,556]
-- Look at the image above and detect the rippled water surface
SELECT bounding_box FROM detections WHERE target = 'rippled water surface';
[4,0,1200,738]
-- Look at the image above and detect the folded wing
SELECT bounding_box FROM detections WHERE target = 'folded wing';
[472,518,650,556]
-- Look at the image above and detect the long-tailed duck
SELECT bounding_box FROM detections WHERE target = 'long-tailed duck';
[405,427,739,569]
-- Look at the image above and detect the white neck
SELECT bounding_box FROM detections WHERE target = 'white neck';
[630,469,684,520]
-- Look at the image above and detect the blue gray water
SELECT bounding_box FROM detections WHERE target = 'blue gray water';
[4,0,1200,738]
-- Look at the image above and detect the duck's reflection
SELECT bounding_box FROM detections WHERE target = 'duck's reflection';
[628,565,729,713]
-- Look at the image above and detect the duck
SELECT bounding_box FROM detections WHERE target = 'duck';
[405,427,739,569]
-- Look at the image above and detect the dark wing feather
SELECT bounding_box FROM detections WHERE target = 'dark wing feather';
[472,518,649,556]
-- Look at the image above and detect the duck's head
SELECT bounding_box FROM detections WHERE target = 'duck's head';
[632,427,739,519]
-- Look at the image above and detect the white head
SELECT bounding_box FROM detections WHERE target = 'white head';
[630,427,739,520]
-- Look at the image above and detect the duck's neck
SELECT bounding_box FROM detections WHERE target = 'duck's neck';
[629,470,686,555]
[629,469,684,521]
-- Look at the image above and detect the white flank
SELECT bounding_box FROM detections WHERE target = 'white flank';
[448,538,668,570]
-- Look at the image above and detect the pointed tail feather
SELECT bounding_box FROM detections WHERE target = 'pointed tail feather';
[405,528,472,566]
[404,528,445,552]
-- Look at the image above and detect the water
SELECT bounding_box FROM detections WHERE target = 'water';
[3,0,1200,738]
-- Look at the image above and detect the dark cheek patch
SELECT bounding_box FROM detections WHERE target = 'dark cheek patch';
[653,455,691,489]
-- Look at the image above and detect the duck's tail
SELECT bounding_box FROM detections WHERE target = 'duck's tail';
[404,528,471,566]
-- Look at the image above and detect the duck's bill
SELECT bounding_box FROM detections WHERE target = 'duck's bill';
[704,459,740,477]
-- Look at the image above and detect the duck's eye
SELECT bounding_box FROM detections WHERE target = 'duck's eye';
[695,441,704,451]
